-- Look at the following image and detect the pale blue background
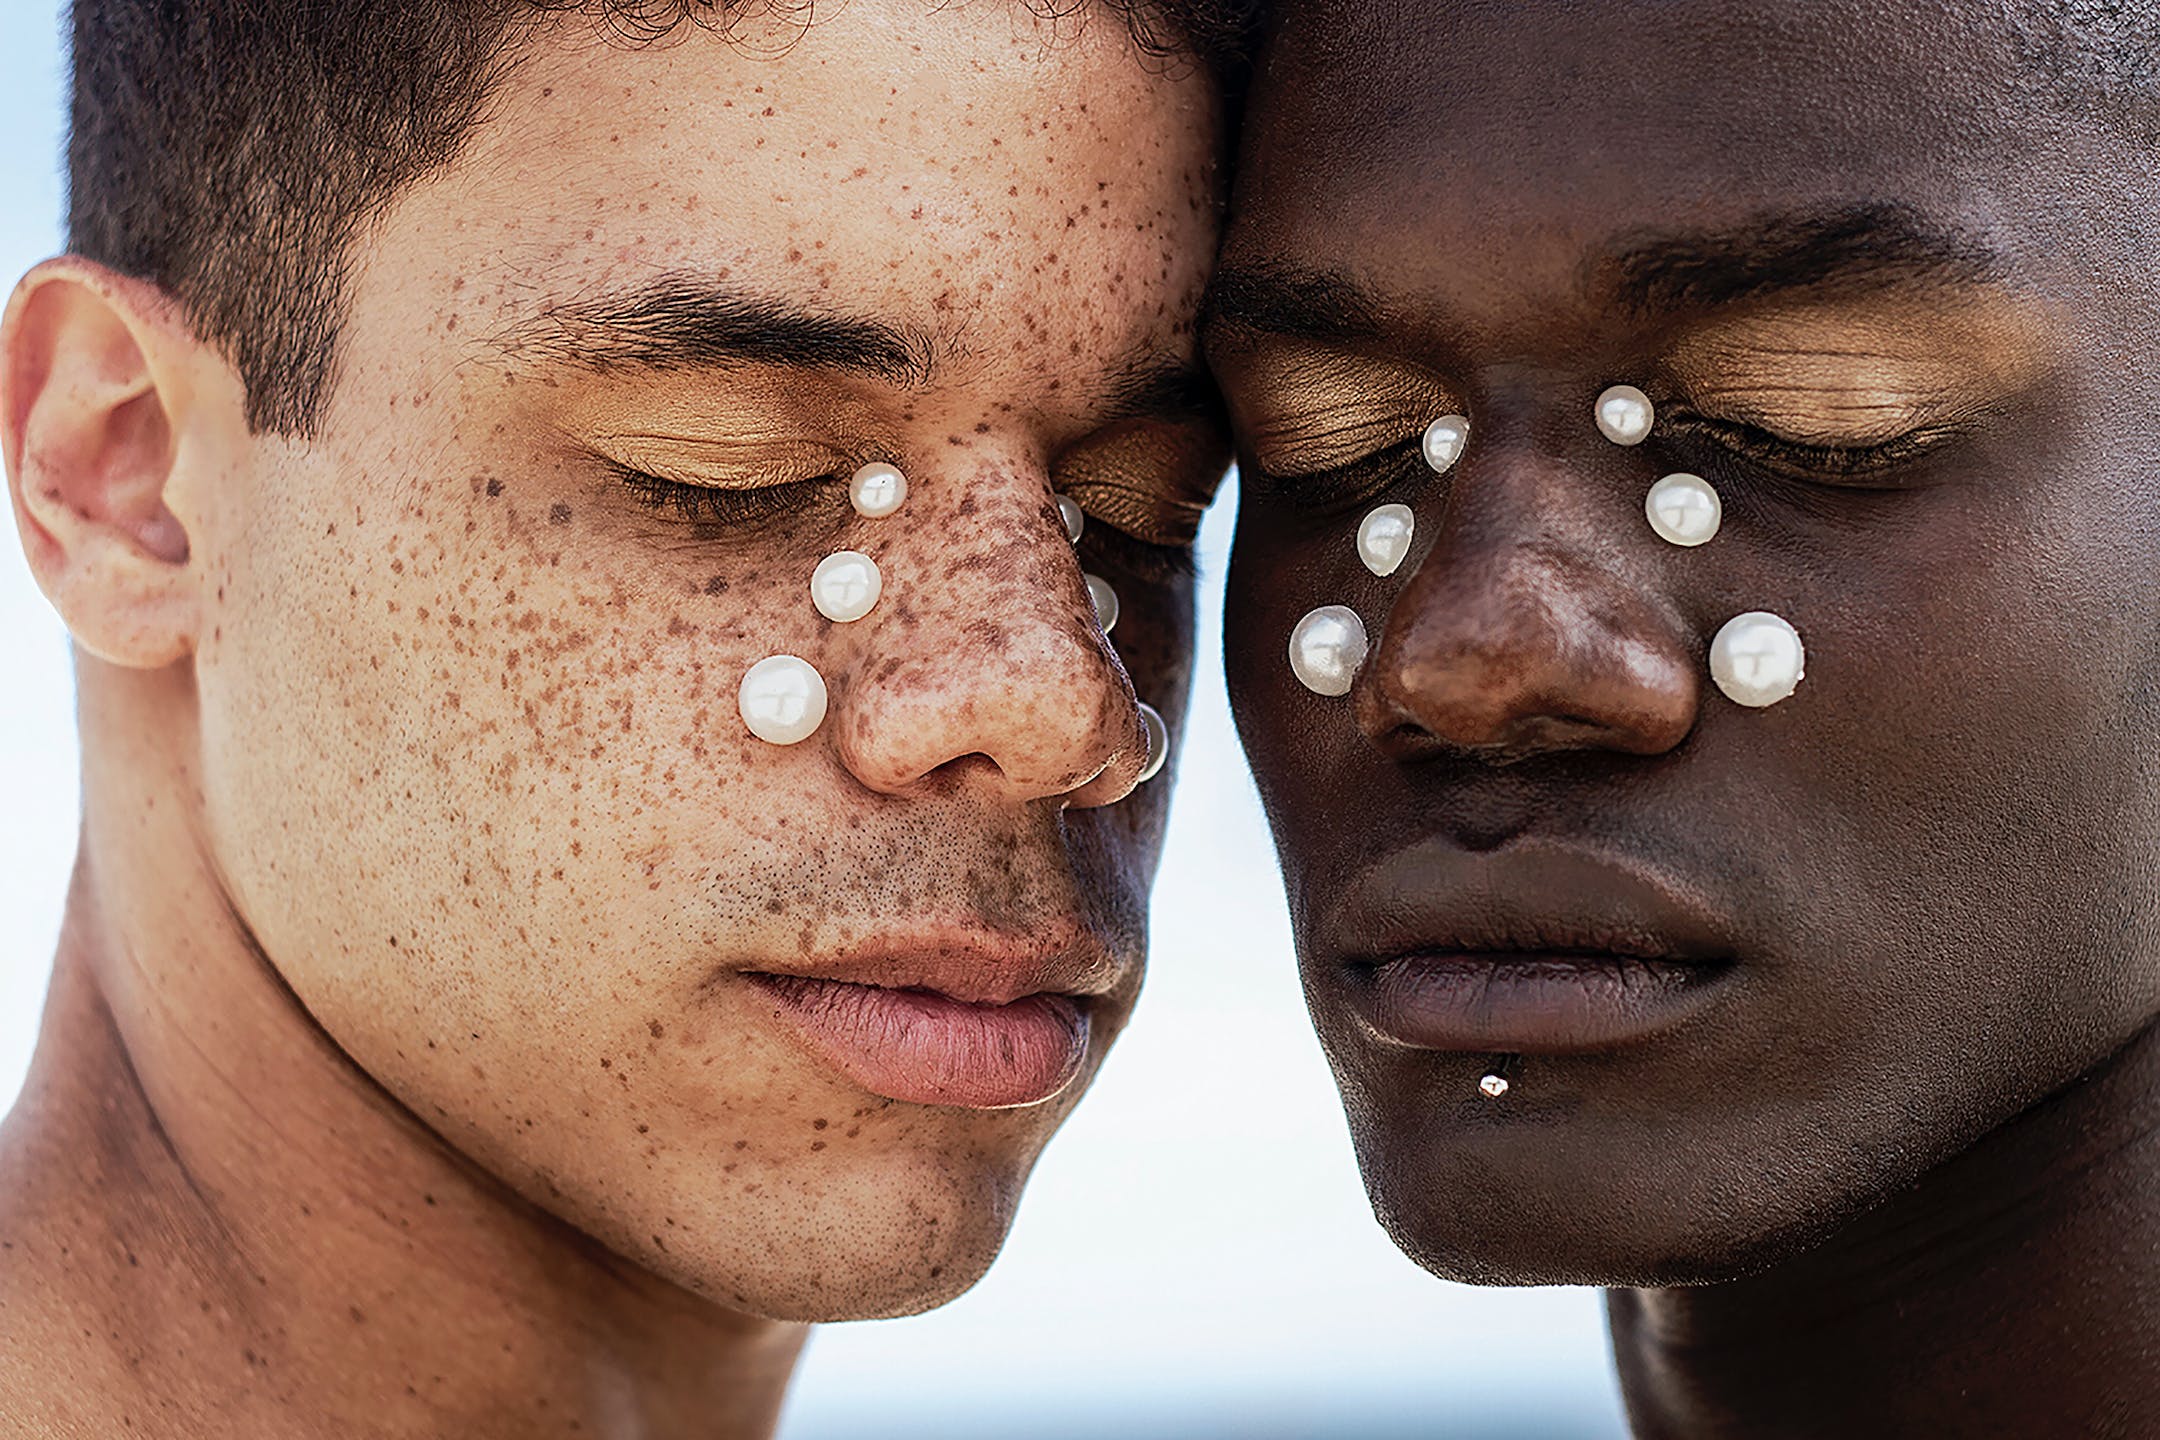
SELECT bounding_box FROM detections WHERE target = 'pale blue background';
[0,8,1626,1435]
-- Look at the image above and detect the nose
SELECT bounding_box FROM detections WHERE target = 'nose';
[1355,449,1699,762]
[831,486,1147,805]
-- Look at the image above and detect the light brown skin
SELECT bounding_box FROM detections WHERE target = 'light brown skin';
[0,7,1227,1436]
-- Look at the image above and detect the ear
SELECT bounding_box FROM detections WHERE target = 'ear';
[2,257,233,668]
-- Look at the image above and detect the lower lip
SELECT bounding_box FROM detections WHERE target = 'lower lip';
[746,975,1092,1110]
[1346,953,1730,1054]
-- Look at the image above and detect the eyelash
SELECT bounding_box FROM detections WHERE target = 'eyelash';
[609,459,1198,580]
[609,462,838,528]
[1662,414,1947,484]
[1245,437,1426,513]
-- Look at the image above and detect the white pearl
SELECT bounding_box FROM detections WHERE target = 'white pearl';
[1085,573,1119,634]
[1595,385,1655,446]
[848,462,907,518]
[1709,611,1805,708]
[1478,1073,1510,1099]
[1288,605,1369,697]
[1422,415,1470,475]
[1357,503,1416,577]
[738,655,828,745]
[809,550,882,623]
[1056,495,1085,544]
[1645,473,1722,547]
[1136,701,1169,783]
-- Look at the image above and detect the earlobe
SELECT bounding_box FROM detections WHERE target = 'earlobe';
[2,257,214,669]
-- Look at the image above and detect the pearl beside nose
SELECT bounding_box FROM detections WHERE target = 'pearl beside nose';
[1422,415,1470,475]
[1595,385,1655,446]
[739,655,829,744]
[848,462,907,518]
[1709,612,1805,707]
[1085,573,1120,634]
[1289,605,1369,697]
[1136,702,1169,783]
[1645,473,1721,547]
[809,550,882,623]
[1357,503,1416,577]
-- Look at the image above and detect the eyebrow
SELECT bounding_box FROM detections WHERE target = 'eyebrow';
[1200,261,1385,344]
[1203,205,2004,347]
[1604,204,2004,315]
[489,276,943,385]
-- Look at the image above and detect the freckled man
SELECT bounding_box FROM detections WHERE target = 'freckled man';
[0,2,1244,1434]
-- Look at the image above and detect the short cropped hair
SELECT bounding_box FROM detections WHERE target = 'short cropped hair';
[67,0,1258,436]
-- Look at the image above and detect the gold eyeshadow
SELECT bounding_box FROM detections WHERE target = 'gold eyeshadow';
[1665,299,2045,448]
[1058,419,1231,549]
[1210,340,1447,477]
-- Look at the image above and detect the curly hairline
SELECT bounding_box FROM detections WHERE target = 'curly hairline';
[66,0,1250,438]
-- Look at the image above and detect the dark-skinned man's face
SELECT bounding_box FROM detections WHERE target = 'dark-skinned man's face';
[1208,0,2160,1285]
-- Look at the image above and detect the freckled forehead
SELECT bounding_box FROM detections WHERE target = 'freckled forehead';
[350,3,1219,382]
[1233,0,2078,290]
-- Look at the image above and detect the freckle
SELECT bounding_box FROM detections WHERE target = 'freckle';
[549,502,573,525]
[812,1118,827,1130]
[636,1123,650,1134]
[649,1020,665,1039]
[810,1141,825,1151]
[704,575,729,595]
[600,1057,611,1069]
[734,1139,748,1151]
[486,479,504,497]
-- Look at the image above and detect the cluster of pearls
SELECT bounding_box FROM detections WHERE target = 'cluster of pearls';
[1599,388,1804,707]
[1289,413,1468,696]
[735,460,1170,787]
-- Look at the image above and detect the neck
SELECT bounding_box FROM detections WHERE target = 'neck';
[1608,1019,2160,1439]
[0,662,806,1439]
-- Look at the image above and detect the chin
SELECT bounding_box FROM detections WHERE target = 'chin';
[1342,1090,1910,1292]
[565,1124,1040,1323]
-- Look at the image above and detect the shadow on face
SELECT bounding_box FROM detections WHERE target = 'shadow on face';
[167,4,1226,1321]
[1210,0,2160,1285]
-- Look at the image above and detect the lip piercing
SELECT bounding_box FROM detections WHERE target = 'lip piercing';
[1479,1053,1518,1099]
[1422,414,1470,475]
[848,461,907,518]
[1289,604,1369,697]
[1085,573,1120,634]
[739,654,828,745]
[809,550,882,623]
[1594,384,1655,446]
[1645,472,1721,547]
[1710,611,1804,708]
[1357,503,1416,578]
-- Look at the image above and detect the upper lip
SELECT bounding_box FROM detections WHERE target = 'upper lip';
[1320,836,1736,971]
[741,918,1124,1007]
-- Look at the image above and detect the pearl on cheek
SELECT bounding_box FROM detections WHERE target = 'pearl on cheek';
[1356,503,1415,577]
[1422,415,1470,475]
[739,655,829,744]
[1289,605,1369,697]
[810,550,882,623]
[1056,495,1085,544]
[849,462,907,518]
[1709,611,1805,708]
[1645,473,1721,547]
[1594,385,1655,446]
[1085,572,1120,634]
[1136,701,1169,783]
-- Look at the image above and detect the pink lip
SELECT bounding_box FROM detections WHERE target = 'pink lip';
[746,974,1092,1109]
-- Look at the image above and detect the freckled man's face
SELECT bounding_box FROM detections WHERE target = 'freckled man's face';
[1212,0,2160,1285]
[190,5,1225,1319]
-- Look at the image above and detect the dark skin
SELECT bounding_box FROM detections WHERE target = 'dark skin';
[1209,2,2160,1435]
